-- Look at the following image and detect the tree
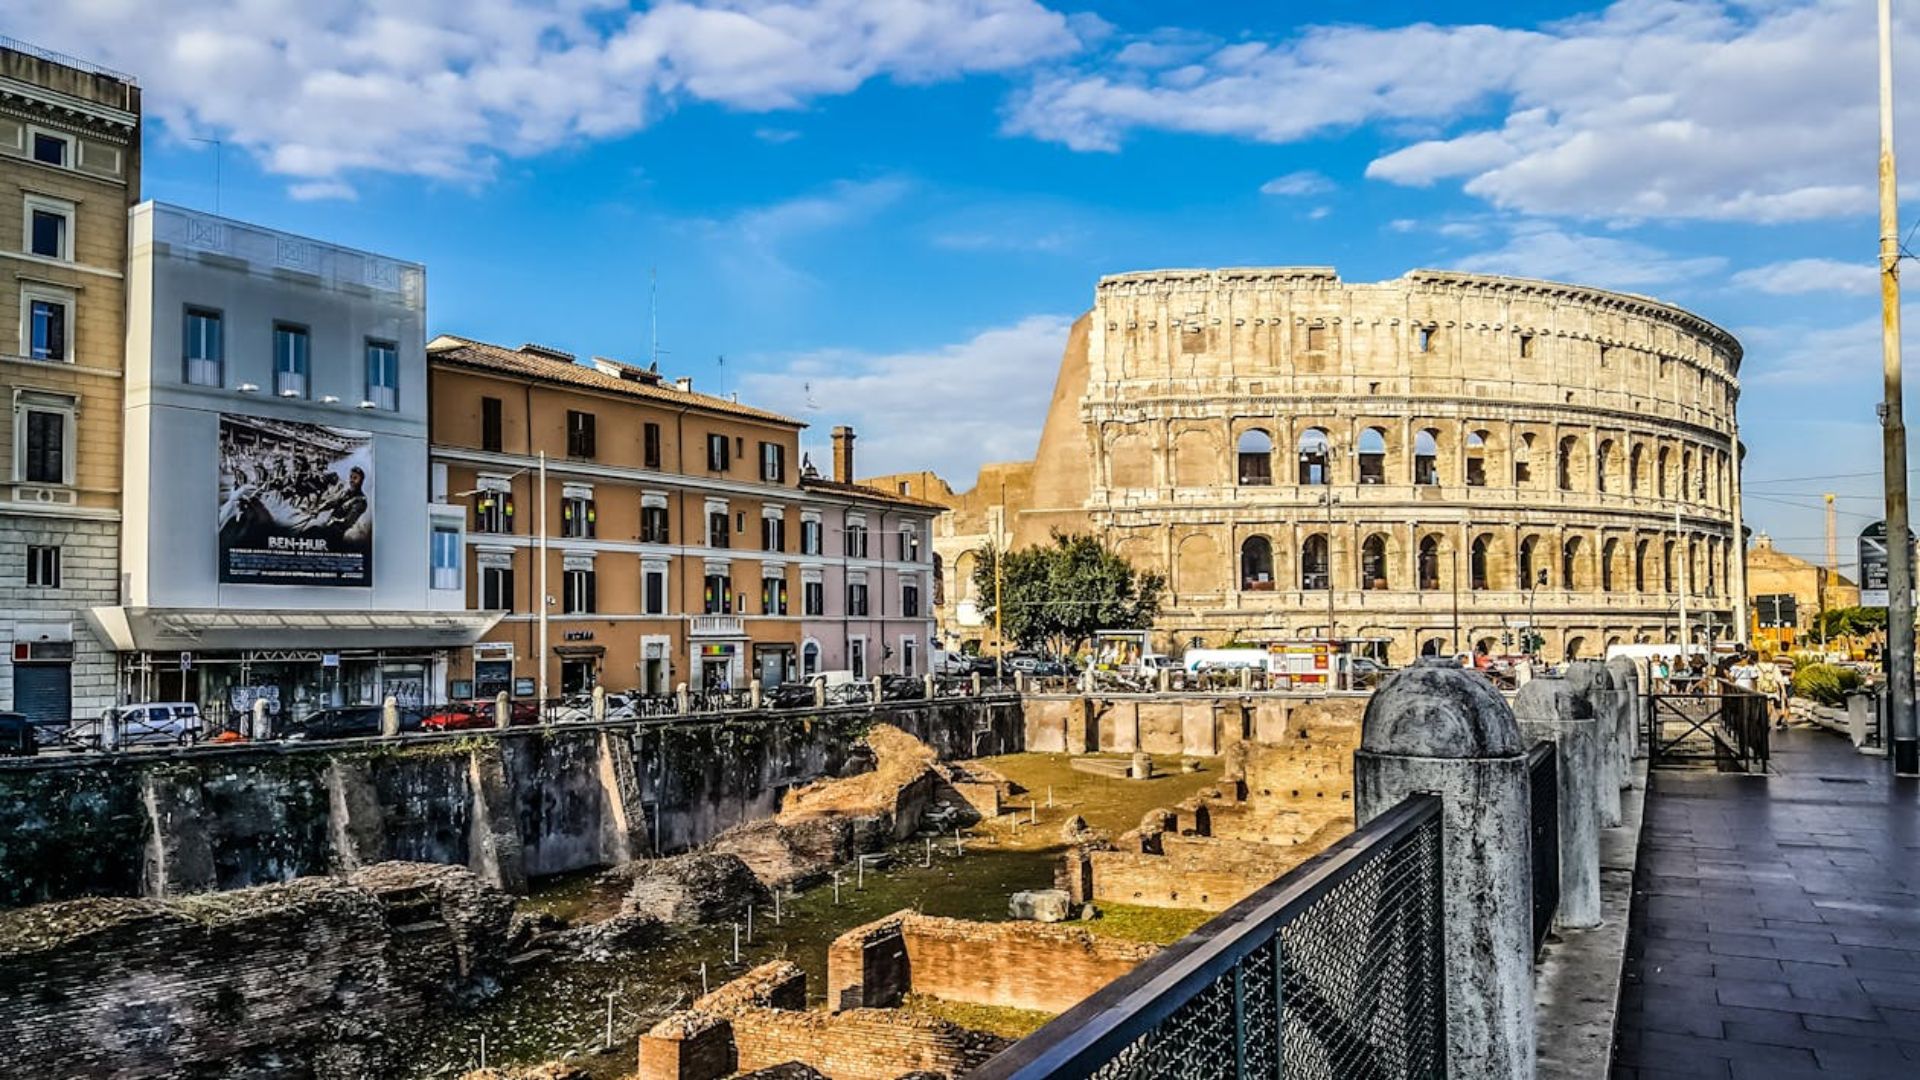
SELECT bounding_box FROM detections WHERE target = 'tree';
[971,531,1164,659]
[1815,605,1887,640]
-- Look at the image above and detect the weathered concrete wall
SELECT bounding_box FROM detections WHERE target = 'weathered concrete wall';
[0,862,512,1079]
[0,698,1023,909]
[826,911,1156,1016]
[1023,693,1366,757]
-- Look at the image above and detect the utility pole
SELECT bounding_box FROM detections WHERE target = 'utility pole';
[1879,0,1918,774]
[1450,548,1461,656]
[993,482,1006,681]
[1324,488,1338,689]
[537,450,550,710]
[1676,503,1691,657]
[1822,493,1837,651]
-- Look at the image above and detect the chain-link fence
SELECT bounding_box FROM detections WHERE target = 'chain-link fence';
[973,794,1447,1080]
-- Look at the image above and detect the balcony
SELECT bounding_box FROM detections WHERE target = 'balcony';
[690,615,744,637]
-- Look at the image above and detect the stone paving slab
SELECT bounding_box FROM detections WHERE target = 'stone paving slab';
[1611,725,1920,1079]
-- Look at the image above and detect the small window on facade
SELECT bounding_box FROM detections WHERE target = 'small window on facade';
[31,132,68,166]
[28,297,67,361]
[561,495,596,539]
[1519,333,1534,359]
[642,505,670,544]
[23,407,65,484]
[1306,325,1326,351]
[708,509,730,548]
[481,565,515,611]
[704,572,733,614]
[801,519,823,555]
[848,581,870,616]
[28,205,68,259]
[644,567,668,615]
[473,489,512,534]
[761,514,785,552]
[762,576,790,616]
[903,580,921,618]
[1417,326,1435,352]
[644,422,662,468]
[481,397,503,453]
[707,433,730,471]
[430,526,461,590]
[564,567,597,614]
[25,544,59,588]
[566,410,596,458]
[274,324,310,398]
[180,307,222,385]
[846,523,869,558]
[804,579,825,616]
[760,441,785,483]
[365,339,399,410]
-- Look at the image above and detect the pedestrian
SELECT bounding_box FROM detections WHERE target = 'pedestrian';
[1756,659,1787,728]
[1652,655,1671,693]
[1729,652,1762,693]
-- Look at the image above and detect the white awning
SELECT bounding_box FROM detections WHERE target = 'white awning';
[86,607,503,652]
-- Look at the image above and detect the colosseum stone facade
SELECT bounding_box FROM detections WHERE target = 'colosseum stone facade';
[871,267,1745,665]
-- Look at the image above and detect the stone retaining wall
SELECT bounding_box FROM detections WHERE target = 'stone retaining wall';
[1023,692,1366,756]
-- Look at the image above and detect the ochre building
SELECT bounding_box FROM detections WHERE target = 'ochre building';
[875,267,1746,664]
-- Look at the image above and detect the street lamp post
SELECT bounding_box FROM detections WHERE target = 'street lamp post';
[537,450,549,711]
[1878,0,1918,774]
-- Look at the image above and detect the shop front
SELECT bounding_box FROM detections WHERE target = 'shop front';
[753,643,796,687]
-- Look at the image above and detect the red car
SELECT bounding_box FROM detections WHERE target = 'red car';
[421,700,541,731]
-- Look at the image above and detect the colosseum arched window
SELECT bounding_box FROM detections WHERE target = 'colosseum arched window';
[1656,447,1672,498]
[1466,430,1489,487]
[1240,535,1275,591]
[1418,534,1443,590]
[1662,539,1676,593]
[1601,537,1620,592]
[1300,533,1330,590]
[1414,429,1441,486]
[1357,427,1388,484]
[1596,439,1617,494]
[1557,435,1583,492]
[1237,429,1274,486]
[1633,539,1649,593]
[1519,534,1545,590]
[1566,635,1587,661]
[1470,534,1492,590]
[1682,449,1695,503]
[1297,428,1331,485]
[1362,533,1390,590]
[1562,536,1586,591]
[1629,443,1645,494]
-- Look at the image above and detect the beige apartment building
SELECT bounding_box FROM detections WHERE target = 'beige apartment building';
[0,44,140,721]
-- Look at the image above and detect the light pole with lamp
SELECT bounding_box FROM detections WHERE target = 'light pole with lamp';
[452,451,549,710]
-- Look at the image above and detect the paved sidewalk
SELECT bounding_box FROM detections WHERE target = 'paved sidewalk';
[1612,725,1920,1078]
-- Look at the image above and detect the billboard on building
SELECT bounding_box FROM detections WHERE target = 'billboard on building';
[217,414,374,586]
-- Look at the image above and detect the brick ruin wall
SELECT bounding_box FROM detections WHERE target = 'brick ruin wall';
[0,862,513,1079]
[826,911,1158,1016]
[1023,692,1367,757]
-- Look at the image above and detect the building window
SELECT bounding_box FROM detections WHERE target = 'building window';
[473,489,512,533]
[31,131,68,166]
[644,422,662,468]
[564,567,597,614]
[762,513,786,552]
[26,295,68,361]
[704,572,733,614]
[901,526,921,562]
[902,637,917,677]
[1515,433,1535,486]
[903,579,921,618]
[18,398,70,485]
[804,579,825,616]
[431,526,461,590]
[184,307,222,385]
[762,576,790,615]
[481,564,515,611]
[706,433,731,471]
[846,523,869,558]
[642,504,670,545]
[25,544,59,588]
[26,197,72,260]
[1237,429,1274,486]
[707,508,730,548]
[850,638,867,679]
[644,566,668,615]
[803,641,821,677]
[1416,326,1435,352]
[481,397,503,453]
[847,580,870,616]
[760,441,785,483]
[273,323,310,398]
[566,410,596,458]
[561,495,596,539]
[1519,333,1534,359]
[365,339,399,410]
[801,518,823,555]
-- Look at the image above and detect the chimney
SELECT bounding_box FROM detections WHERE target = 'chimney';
[832,426,855,484]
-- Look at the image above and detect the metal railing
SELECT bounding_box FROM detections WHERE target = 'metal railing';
[0,35,138,83]
[973,794,1447,1080]
[1525,741,1560,960]
[1646,691,1770,772]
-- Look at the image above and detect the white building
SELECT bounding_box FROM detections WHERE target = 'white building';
[88,203,495,725]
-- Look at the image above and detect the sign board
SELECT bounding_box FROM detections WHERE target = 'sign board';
[474,642,515,662]
[322,653,340,669]
[1858,521,1916,607]
[217,414,374,587]
[513,677,536,697]
[179,652,192,672]
[1754,594,1799,629]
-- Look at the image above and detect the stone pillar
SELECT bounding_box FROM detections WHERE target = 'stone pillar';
[870,675,883,704]
[466,743,528,893]
[596,730,649,864]
[139,769,216,897]
[1605,655,1642,767]
[494,691,511,730]
[325,758,386,871]
[814,680,827,708]
[748,679,762,711]
[1566,661,1622,827]
[676,682,691,714]
[923,673,935,700]
[593,684,608,722]
[1355,657,1534,1079]
[1513,673,1601,929]
[251,697,270,741]
[381,695,401,737]
[971,672,983,696]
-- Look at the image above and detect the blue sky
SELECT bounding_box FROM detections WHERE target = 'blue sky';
[21,0,1917,571]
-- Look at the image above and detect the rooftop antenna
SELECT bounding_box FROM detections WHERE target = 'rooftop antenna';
[649,267,659,368]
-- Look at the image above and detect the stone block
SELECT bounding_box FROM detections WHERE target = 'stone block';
[623,852,771,925]
[1008,888,1072,922]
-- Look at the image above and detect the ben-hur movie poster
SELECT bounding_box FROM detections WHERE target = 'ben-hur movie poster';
[217,414,374,586]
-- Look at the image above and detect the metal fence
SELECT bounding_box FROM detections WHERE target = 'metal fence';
[1525,741,1560,960]
[973,794,1447,1080]
[1646,691,1770,772]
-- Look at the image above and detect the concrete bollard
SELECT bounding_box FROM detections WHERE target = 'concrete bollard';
[871,675,883,704]
[1566,662,1622,828]
[1604,656,1641,775]
[1239,665,1251,691]
[495,691,510,729]
[251,698,270,742]
[971,672,983,696]
[1015,672,1028,695]
[1128,752,1152,780]
[1158,667,1171,693]
[381,695,401,737]
[1081,665,1094,693]
[676,682,690,715]
[103,709,121,752]
[749,679,762,711]
[592,685,607,722]
[1514,673,1601,929]
[814,680,826,708]
[1356,657,1535,1079]
[923,673,935,700]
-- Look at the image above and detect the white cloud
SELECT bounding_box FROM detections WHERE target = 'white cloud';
[1731,257,1877,296]
[692,176,912,287]
[287,179,357,202]
[1259,170,1333,197]
[1008,1,1910,225]
[1449,222,1726,291]
[735,314,1074,483]
[25,0,1080,194]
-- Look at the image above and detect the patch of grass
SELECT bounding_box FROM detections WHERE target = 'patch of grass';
[901,992,1054,1040]
[1081,901,1214,946]
[974,752,1220,850]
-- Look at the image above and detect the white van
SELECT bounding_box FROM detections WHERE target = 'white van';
[74,702,205,749]
[1182,648,1272,673]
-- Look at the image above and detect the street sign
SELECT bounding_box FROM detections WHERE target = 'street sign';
[1859,521,1916,607]
[179,652,191,672]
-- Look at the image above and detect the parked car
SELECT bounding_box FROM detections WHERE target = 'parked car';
[421,703,489,731]
[71,703,205,748]
[879,674,924,702]
[0,712,35,757]
[765,681,821,710]
[286,705,425,740]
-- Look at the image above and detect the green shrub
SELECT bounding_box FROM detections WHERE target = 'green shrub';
[1790,663,1862,706]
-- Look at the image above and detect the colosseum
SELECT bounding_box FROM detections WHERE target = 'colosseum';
[870,267,1745,665]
